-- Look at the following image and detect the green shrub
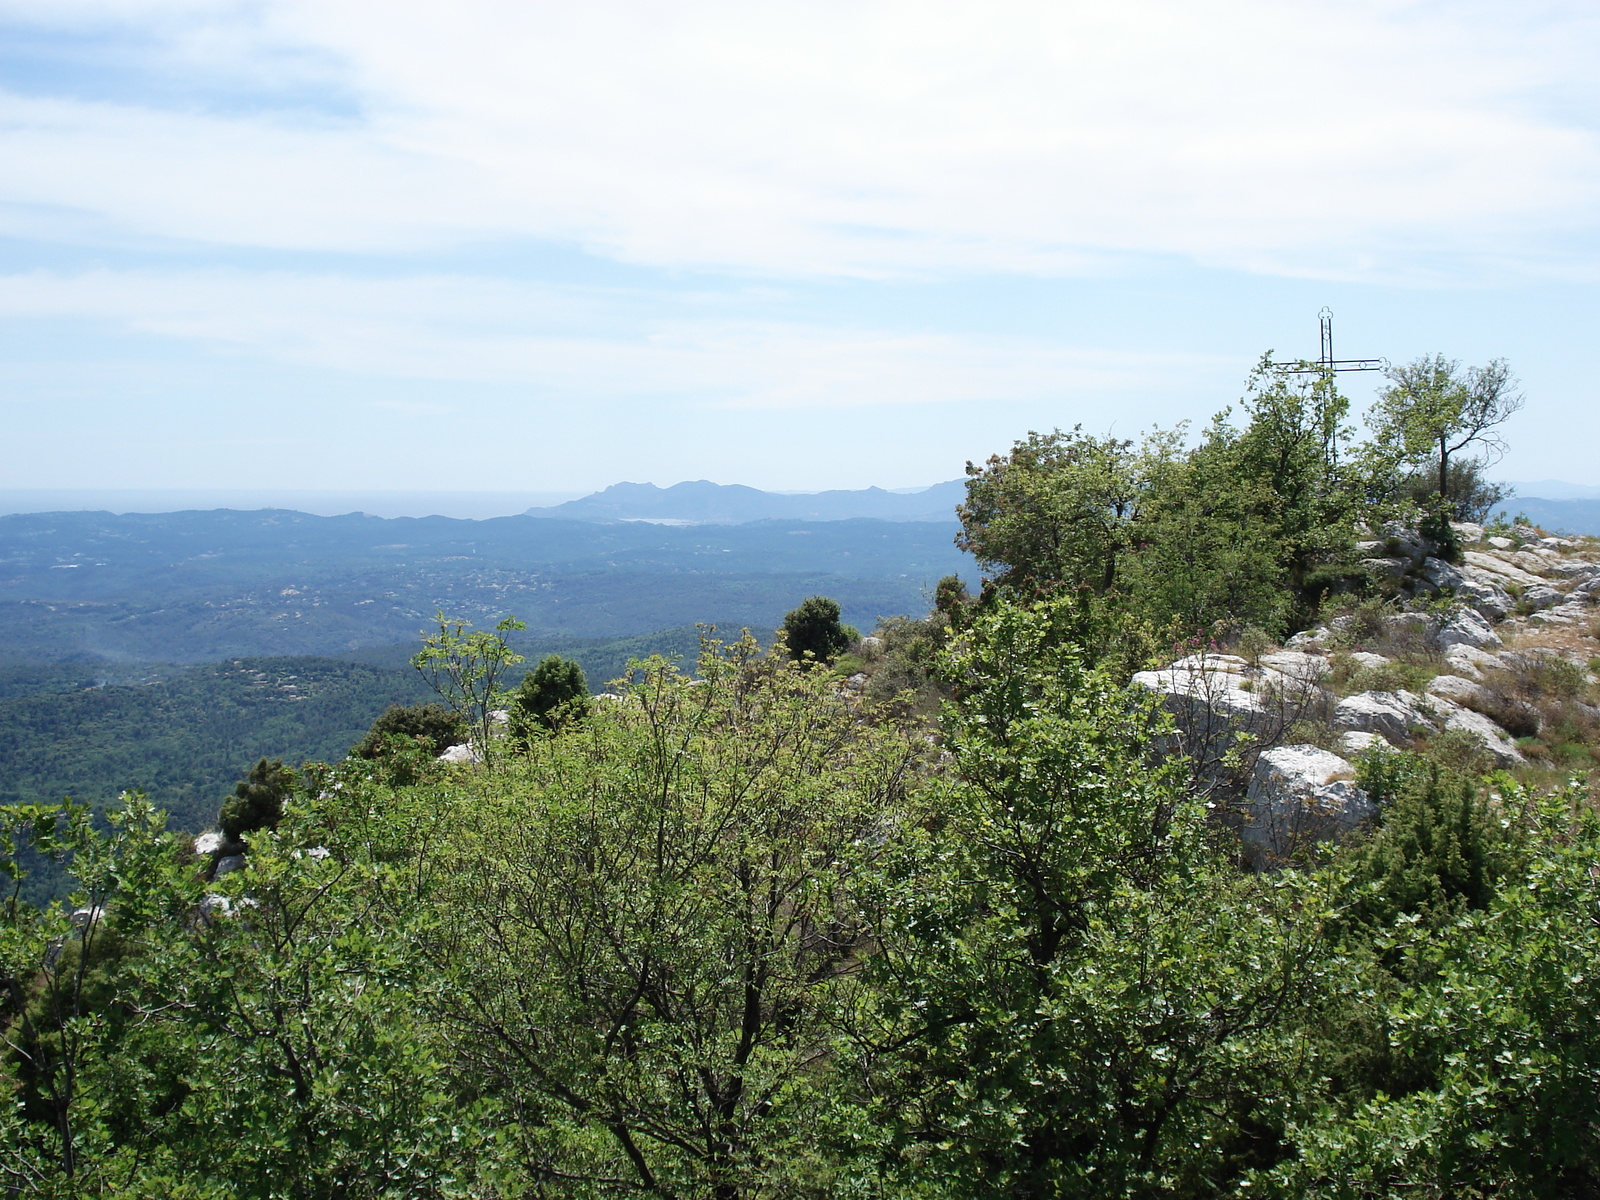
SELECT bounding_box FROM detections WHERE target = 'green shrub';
[1344,753,1503,929]
[510,655,589,736]
[350,702,466,760]
[780,595,854,663]
[864,613,950,716]
[217,757,294,842]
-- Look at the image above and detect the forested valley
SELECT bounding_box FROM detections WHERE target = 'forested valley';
[6,357,1600,1199]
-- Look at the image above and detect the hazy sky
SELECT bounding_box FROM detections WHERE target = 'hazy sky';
[3,0,1599,493]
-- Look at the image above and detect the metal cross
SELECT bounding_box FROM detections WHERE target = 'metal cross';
[1268,308,1384,375]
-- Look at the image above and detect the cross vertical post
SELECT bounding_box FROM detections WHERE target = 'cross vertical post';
[1264,310,1385,475]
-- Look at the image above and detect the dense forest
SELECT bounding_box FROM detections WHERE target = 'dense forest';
[0,511,970,663]
[5,357,1600,1198]
[0,629,716,827]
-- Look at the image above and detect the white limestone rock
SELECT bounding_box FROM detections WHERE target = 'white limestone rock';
[1285,628,1329,650]
[1258,650,1331,680]
[437,743,480,764]
[1427,673,1490,709]
[1132,653,1331,776]
[1339,730,1397,757]
[1421,558,1514,619]
[1550,561,1600,581]
[1522,585,1565,611]
[1526,602,1591,627]
[1463,551,1546,588]
[1332,690,1435,746]
[1420,556,1467,589]
[1345,651,1392,670]
[1384,612,1440,641]
[1438,607,1503,651]
[1487,536,1514,550]
[194,830,227,856]
[1460,580,1514,621]
[1444,644,1502,681]
[214,855,246,878]
[1244,745,1373,863]
[1451,522,1485,543]
[1381,526,1433,563]
[1426,698,1525,768]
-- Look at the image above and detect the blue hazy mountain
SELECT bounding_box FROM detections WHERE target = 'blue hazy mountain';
[1491,498,1600,537]
[525,479,967,524]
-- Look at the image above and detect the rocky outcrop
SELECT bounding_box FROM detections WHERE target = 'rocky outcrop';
[1427,673,1490,708]
[1243,745,1373,864]
[1131,652,1332,780]
[1421,557,1513,620]
[1332,690,1433,746]
[1428,698,1526,767]
[1130,523,1596,867]
[1444,644,1501,680]
[1438,607,1503,651]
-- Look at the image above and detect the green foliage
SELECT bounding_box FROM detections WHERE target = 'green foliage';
[850,598,1326,1196]
[216,757,294,842]
[349,701,466,760]
[863,612,951,715]
[509,653,588,738]
[0,656,436,832]
[411,611,526,768]
[0,595,1595,1195]
[933,572,972,624]
[1269,784,1600,1197]
[417,633,922,1196]
[1342,753,1505,930]
[958,426,1144,596]
[780,594,854,662]
[956,369,1367,648]
[1366,354,1524,527]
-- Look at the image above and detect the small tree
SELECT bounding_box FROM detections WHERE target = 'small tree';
[411,612,525,768]
[510,655,588,737]
[780,595,854,663]
[218,758,294,842]
[957,426,1143,595]
[1369,355,1524,525]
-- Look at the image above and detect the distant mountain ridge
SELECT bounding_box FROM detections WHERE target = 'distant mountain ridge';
[525,479,966,524]
[1491,498,1600,538]
[1504,480,1600,502]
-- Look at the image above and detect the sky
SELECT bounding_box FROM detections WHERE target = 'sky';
[3,0,1599,497]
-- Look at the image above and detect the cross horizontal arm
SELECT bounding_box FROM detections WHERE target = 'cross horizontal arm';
[1266,358,1385,374]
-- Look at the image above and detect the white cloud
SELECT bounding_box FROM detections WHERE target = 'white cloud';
[0,267,1230,406]
[2,0,1597,279]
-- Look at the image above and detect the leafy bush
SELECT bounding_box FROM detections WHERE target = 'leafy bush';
[1343,752,1504,928]
[509,654,589,736]
[349,702,466,760]
[780,595,854,663]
